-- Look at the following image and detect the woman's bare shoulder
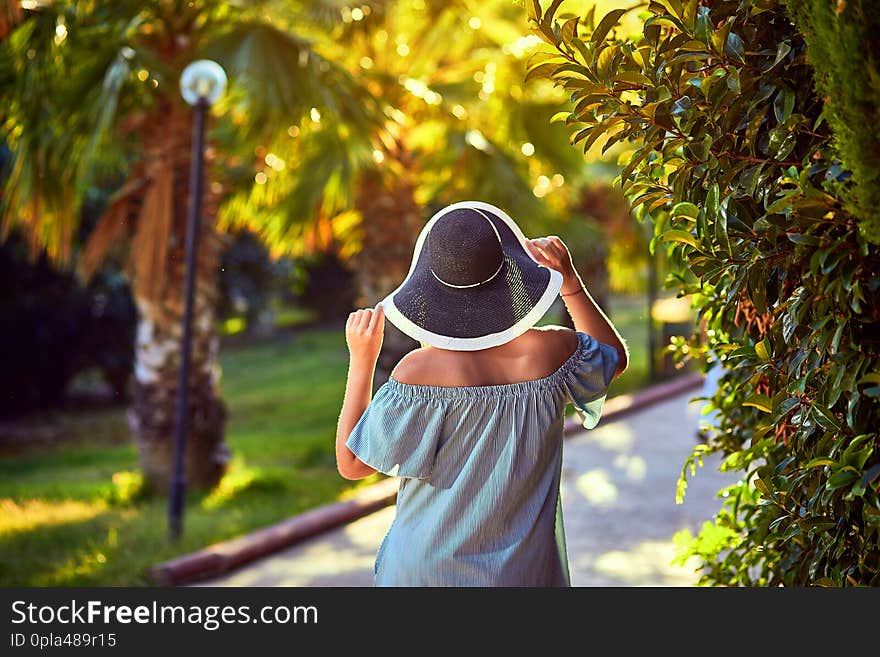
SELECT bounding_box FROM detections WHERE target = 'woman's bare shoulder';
[390,347,438,385]
[527,325,579,355]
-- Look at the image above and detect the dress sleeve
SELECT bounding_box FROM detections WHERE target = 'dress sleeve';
[345,382,445,479]
[562,331,620,430]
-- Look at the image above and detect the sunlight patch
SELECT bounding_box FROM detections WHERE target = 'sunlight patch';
[575,469,618,507]
[594,540,703,586]
[0,498,107,536]
[613,454,647,480]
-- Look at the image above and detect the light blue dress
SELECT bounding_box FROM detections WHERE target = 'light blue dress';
[346,330,620,587]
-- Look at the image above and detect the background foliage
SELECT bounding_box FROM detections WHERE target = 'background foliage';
[528,0,880,585]
[784,0,880,245]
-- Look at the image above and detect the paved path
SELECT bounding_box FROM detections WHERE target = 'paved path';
[197,389,739,587]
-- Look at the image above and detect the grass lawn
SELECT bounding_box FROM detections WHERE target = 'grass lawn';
[0,293,693,586]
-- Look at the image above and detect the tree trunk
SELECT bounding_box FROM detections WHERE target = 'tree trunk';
[127,102,229,494]
[351,168,424,387]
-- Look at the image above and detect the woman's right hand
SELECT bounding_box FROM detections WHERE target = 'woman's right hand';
[346,303,385,366]
[525,236,580,294]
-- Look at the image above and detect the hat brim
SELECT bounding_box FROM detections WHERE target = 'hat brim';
[380,201,564,351]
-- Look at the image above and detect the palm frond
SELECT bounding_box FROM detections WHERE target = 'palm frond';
[128,162,172,307]
[219,123,375,254]
[200,20,385,143]
[0,2,144,263]
[418,126,553,234]
[78,175,147,280]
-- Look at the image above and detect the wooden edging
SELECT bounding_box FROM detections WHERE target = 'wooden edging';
[148,372,704,586]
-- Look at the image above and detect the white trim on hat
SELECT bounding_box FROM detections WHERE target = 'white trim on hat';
[380,201,565,351]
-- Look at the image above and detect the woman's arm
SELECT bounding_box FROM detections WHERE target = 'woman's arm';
[335,305,384,480]
[526,236,629,378]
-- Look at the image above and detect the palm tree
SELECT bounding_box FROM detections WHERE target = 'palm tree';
[0,0,383,492]
[218,0,590,381]
[2,0,610,493]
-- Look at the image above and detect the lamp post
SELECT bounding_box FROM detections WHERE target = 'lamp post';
[169,60,227,541]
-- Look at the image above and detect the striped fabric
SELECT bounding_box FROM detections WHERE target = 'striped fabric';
[346,330,620,587]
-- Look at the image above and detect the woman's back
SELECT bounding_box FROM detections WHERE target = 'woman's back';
[391,326,579,388]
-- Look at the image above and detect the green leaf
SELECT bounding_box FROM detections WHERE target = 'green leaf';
[766,40,792,72]
[657,229,699,248]
[528,0,542,21]
[576,116,623,153]
[561,16,580,43]
[755,339,771,361]
[768,125,798,160]
[526,50,567,69]
[798,518,837,533]
[726,67,740,93]
[724,32,745,63]
[705,182,720,222]
[525,61,563,84]
[787,233,820,245]
[617,71,653,86]
[831,321,845,354]
[860,463,880,489]
[805,458,835,469]
[658,0,684,18]
[776,397,801,416]
[726,345,756,359]
[644,22,662,47]
[596,45,619,81]
[744,108,767,158]
[710,20,732,54]
[842,435,872,464]
[671,201,699,219]
[591,8,629,43]
[767,191,799,214]
[542,0,567,24]
[569,37,593,64]
[694,5,711,42]
[619,148,652,185]
[715,196,731,256]
[681,0,698,29]
[680,39,709,52]
[812,405,841,431]
[826,470,859,491]
[748,267,767,315]
[743,394,772,412]
[774,87,795,124]
[647,195,672,212]
[572,92,609,116]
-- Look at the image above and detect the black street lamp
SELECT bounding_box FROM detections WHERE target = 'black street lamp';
[169,60,227,541]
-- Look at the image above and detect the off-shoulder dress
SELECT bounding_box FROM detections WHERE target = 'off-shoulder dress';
[346,330,620,587]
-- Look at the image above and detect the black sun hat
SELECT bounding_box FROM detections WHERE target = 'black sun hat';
[380,201,563,351]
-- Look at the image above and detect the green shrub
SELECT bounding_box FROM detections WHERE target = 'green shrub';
[784,0,880,244]
[526,0,880,585]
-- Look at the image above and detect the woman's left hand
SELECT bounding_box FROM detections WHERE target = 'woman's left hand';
[345,304,385,365]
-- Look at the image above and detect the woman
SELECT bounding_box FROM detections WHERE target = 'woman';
[335,201,628,586]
